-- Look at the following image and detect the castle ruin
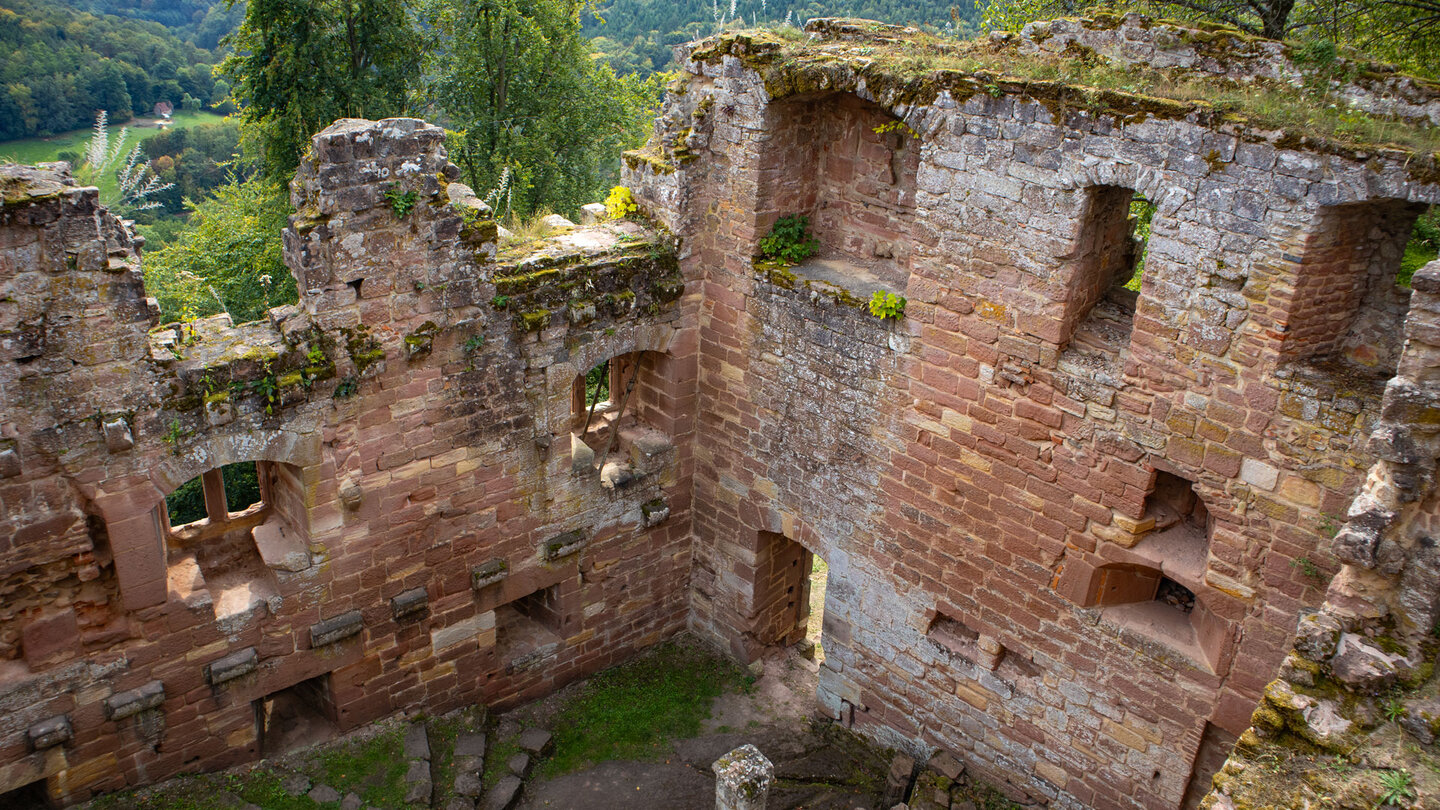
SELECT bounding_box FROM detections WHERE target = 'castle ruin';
[3,14,1440,810]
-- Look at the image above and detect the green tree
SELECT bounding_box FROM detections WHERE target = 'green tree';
[421,0,663,219]
[142,176,297,324]
[220,0,422,179]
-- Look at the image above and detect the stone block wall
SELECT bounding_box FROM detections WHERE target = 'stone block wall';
[5,15,1440,810]
[623,18,1440,810]
[1201,258,1440,809]
[0,119,699,804]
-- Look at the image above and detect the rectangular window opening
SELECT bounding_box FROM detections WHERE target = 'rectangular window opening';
[496,584,568,670]
[926,611,980,659]
[1281,199,1426,376]
[1059,186,1153,358]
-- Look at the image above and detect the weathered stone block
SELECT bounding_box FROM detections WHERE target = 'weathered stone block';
[105,680,165,720]
[310,610,365,648]
[517,728,552,756]
[0,447,20,478]
[641,497,670,527]
[392,587,429,619]
[205,647,259,686]
[102,418,133,453]
[541,530,587,561]
[27,715,72,750]
[471,558,509,590]
[713,744,774,810]
[254,517,311,572]
[431,611,494,652]
[404,722,431,761]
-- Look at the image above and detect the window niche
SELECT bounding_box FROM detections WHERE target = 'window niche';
[755,92,916,299]
[255,673,339,756]
[1279,199,1426,377]
[1058,186,1154,355]
[161,460,310,620]
[496,583,570,672]
[1083,471,1228,672]
[569,351,675,487]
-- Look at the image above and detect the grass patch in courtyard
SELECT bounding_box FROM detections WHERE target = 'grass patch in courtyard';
[312,722,410,807]
[538,638,752,779]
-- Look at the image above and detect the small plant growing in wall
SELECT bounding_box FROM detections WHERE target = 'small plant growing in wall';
[1290,555,1327,583]
[162,419,187,455]
[873,119,919,138]
[758,215,819,265]
[384,184,419,219]
[1377,769,1415,807]
[604,185,639,220]
[333,375,359,399]
[869,291,907,320]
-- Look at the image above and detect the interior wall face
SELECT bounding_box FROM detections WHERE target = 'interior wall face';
[5,19,1440,810]
[0,122,700,804]
[622,36,1440,810]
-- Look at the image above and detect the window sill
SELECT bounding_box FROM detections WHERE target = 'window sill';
[1098,601,1216,675]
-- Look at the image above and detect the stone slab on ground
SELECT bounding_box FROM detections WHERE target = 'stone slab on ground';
[405,758,433,805]
[281,773,312,796]
[340,792,363,810]
[308,784,341,804]
[405,721,431,760]
[507,752,531,777]
[517,728,552,756]
[516,760,713,810]
[454,731,488,758]
[454,756,484,798]
[483,775,524,810]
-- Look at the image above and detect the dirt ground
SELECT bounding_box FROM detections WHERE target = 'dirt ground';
[517,648,890,810]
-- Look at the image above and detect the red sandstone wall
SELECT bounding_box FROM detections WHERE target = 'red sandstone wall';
[0,120,700,804]
[623,25,1440,810]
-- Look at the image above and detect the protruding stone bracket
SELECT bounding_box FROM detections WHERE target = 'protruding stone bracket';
[641,497,670,527]
[391,587,429,620]
[0,446,22,478]
[541,530,587,561]
[102,417,134,453]
[28,715,72,750]
[105,680,166,720]
[310,610,365,647]
[713,744,774,810]
[205,647,259,686]
[471,558,509,590]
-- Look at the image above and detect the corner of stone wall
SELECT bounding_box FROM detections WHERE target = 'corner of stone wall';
[1203,257,1440,809]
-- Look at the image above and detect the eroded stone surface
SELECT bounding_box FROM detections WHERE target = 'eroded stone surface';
[2,15,1440,810]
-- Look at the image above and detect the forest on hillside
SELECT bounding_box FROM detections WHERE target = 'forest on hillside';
[584,0,981,75]
[1,0,1434,340]
[0,0,230,140]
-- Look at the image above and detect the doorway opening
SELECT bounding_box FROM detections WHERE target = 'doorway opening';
[256,674,339,756]
[0,780,50,809]
[807,555,828,663]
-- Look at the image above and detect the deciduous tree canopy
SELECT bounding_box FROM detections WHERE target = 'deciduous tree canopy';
[220,0,421,179]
